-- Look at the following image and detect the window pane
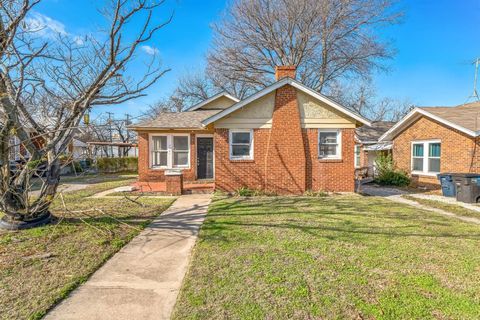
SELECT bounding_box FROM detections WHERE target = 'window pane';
[232,145,250,157]
[173,151,188,166]
[153,151,167,166]
[429,143,441,157]
[153,136,167,151]
[173,136,188,151]
[413,144,424,157]
[319,145,337,157]
[319,132,337,144]
[429,158,440,172]
[413,158,423,171]
[232,132,250,144]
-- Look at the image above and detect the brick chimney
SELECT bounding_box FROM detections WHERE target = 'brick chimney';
[275,66,296,81]
[265,66,306,194]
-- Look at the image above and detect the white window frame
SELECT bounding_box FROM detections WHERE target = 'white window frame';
[411,140,441,176]
[229,129,254,160]
[318,129,342,160]
[354,144,361,168]
[9,136,20,161]
[149,133,190,169]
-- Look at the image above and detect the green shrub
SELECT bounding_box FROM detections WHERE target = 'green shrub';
[96,157,138,173]
[236,186,255,197]
[234,187,277,197]
[304,189,328,197]
[71,161,83,173]
[374,153,410,187]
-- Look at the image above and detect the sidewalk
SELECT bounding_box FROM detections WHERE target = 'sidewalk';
[45,194,212,320]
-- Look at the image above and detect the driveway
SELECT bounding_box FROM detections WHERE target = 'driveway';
[45,193,212,320]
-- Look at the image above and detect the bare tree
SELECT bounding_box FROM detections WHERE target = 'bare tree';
[0,0,171,227]
[208,0,402,93]
[331,80,413,121]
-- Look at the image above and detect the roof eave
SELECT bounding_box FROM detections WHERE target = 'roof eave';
[128,126,204,131]
[379,108,477,141]
[187,92,240,111]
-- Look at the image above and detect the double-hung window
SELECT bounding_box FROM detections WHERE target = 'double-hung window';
[318,130,342,159]
[151,134,190,169]
[411,140,441,175]
[229,129,253,160]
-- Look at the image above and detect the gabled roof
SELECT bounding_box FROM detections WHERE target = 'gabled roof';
[356,121,396,143]
[187,91,240,111]
[379,101,480,141]
[201,77,371,126]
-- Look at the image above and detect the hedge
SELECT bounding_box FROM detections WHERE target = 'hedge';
[96,157,138,173]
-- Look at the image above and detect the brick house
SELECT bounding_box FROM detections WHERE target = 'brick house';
[130,66,371,194]
[379,102,480,187]
[354,121,396,178]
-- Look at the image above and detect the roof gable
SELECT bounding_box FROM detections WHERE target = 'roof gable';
[379,105,480,141]
[202,78,371,126]
[187,92,240,111]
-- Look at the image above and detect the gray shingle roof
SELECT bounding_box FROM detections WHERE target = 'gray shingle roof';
[132,109,222,129]
[356,121,396,143]
[420,101,480,132]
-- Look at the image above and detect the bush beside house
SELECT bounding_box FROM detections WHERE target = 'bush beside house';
[96,157,138,173]
[374,153,410,187]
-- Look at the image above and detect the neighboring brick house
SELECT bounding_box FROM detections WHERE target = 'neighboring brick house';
[379,102,480,187]
[130,66,371,194]
[354,121,396,177]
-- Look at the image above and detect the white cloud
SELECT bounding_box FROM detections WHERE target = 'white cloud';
[25,12,67,38]
[73,36,85,46]
[141,45,159,56]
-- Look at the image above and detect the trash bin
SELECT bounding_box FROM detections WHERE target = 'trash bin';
[451,173,480,203]
[437,173,456,197]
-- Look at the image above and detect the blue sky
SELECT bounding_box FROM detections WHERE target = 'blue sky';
[33,0,480,119]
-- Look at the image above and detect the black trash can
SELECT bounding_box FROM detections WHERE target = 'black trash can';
[451,173,480,203]
[437,173,456,197]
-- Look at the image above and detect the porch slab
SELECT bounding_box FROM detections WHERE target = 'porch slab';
[132,181,215,194]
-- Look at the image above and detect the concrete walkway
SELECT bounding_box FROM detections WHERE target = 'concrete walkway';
[45,193,212,320]
[360,184,480,225]
[385,195,480,225]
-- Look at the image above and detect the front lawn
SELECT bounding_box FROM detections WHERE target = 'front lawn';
[403,195,480,220]
[173,195,480,319]
[0,177,174,320]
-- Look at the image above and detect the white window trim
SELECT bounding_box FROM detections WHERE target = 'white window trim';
[318,129,342,160]
[354,145,361,168]
[9,136,21,161]
[149,133,190,169]
[229,129,254,160]
[411,139,441,176]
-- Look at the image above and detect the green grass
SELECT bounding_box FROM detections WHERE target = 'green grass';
[0,176,174,320]
[403,195,480,220]
[173,195,480,320]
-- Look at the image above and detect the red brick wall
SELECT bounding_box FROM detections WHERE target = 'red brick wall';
[214,128,356,194]
[137,131,198,182]
[214,128,270,191]
[265,84,306,194]
[305,129,356,192]
[392,116,478,186]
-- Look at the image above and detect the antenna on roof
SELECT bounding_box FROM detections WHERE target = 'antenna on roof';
[469,57,480,101]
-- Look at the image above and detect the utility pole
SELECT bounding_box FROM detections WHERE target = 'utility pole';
[471,57,480,101]
[106,112,114,158]
[125,113,131,157]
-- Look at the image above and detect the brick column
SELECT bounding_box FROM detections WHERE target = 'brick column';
[265,82,306,194]
[165,170,183,195]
